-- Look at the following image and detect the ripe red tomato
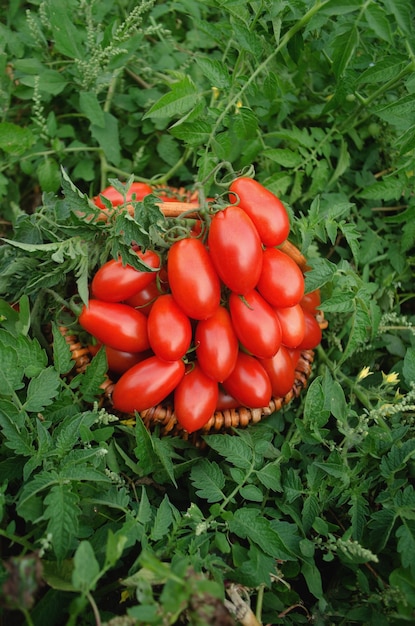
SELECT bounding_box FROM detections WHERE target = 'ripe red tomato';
[124,280,164,316]
[195,306,239,382]
[93,182,153,209]
[147,294,192,361]
[274,304,306,348]
[229,177,290,247]
[223,352,272,408]
[229,290,282,358]
[297,309,322,349]
[167,238,221,320]
[174,364,218,433]
[260,345,296,397]
[79,299,150,353]
[300,289,321,315]
[257,248,305,308]
[91,249,160,303]
[208,206,263,295]
[111,356,185,413]
[104,346,152,375]
[216,386,240,411]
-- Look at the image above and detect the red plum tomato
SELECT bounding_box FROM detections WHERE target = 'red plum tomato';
[93,182,153,209]
[223,352,272,408]
[257,248,305,308]
[260,345,296,397]
[174,364,218,433]
[111,356,185,413]
[216,386,241,411]
[229,290,282,358]
[124,280,164,316]
[297,309,322,350]
[147,294,192,361]
[195,306,239,382]
[167,238,221,320]
[79,299,150,353]
[274,304,306,348]
[91,249,160,303]
[208,206,263,295]
[300,289,321,315]
[229,177,290,247]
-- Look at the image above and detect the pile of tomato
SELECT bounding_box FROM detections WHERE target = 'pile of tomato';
[78,177,322,433]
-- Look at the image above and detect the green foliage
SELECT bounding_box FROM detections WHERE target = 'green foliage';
[1,0,415,625]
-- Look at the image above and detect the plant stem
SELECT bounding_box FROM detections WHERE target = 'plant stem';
[87,591,102,626]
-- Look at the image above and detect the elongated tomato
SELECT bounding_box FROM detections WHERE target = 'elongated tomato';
[257,247,305,308]
[260,345,296,397]
[111,356,185,413]
[124,280,164,316]
[174,364,218,433]
[274,304,306,348]
[79,299,149,353]
[208,206,263,295]
[195,306,239,382]
[167,238,221,320]
[296,309,322,349]
[229,290,282,358]
[223,352,272,408]
[91,249,160,303]
[93,182,153,209]
[147,294,192,361]
[229,177,290,246]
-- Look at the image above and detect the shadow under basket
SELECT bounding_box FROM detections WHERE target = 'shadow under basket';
[60,234,327,442]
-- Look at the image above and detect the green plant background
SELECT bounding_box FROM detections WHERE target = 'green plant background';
[0,1,415,625]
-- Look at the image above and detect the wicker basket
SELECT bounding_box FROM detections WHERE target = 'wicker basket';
[60,200,327,440]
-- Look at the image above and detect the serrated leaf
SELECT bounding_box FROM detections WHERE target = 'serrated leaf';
[303,257,337,292]
[153,438,177,487]
[231,20,264,56]
[332,27,359,78]
[0,338,24,393]
[134,416,157,474]
[170,120,211,146]
[358,177,404,201]
[205,433,252,469]
[190,459,226,503]
[358,54,407,85]
[77,348,107,403]
[301,560,324,599]
[304,377,330,429]
[382,0,413,35]
[24,367,61,412]
[229,508,294,560]
[341,300,372,362]
[0,400,33,456]
[72,540,100,592]
[144,76,200,120]
[375,94,415,127]
[255,461,282,492]
[150,494,174,541]
[45,483,80,561]
[302,494,320,533]
[38,158,61,193]
[17,470,59,522]
[319,292,355,313]
[263,148,303,168]
[234,545,275,587]
[195,56,231,88]
[239,484,264,502]
[364,3,392,43]
[51,323,75,375]
[232,107,258,140]
[396,523,415,576]
[349,494,369,542]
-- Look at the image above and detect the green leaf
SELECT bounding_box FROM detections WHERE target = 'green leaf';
[229,508,294,560]
[205,433,252,469]
[76,347,107,403]
[79,91,105,128]
[190,459,226,503]
[382,0,413,35]
[170,120,211,146]
[91,112,121,166]
[239,484,264,502]
[358,177,404,201]
[301,560,324,599]
[134,416,157,475]
[304,377,330,429]
[0,122,35,155]
[51,323,74,375]
[195,56,231,88]
[150,494,175,541]
[403,347,415,385]
[46,0,84,59]
[364,3,393,43]
[331,27,359,78]
[255,460,282,492]
[38,158,62,193]
[72,541,100,592]
[263,148,303,168]
[303,257,337,292]
[24,367,61,412]
[144,76,200,120]
[234,545,276,586]
[44,483,81,561]
[0,400,33,456]
[232,107,258,140]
